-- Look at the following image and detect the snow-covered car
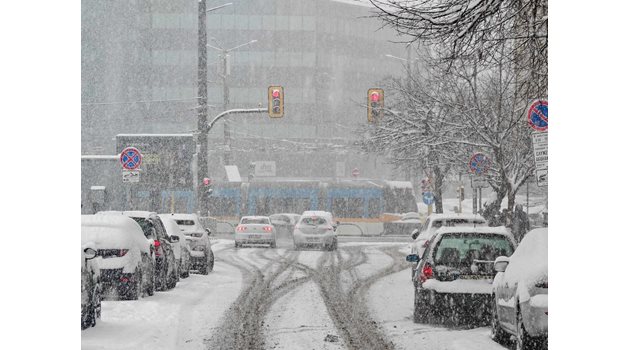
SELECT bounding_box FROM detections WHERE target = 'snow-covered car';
[159,215,191,279]
[382,212,423,236]
[97,211,179,291]
[82,215,155,300]
[270,213,301,235]
[235,216,278,248]
[491,228,548,350]
[407,226,516,325]
[409,213,487,280]
[293,211,338,251]
[81,244,101,329]
[168,213,214,274]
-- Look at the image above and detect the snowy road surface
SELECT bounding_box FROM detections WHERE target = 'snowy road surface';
[82,238,512,350]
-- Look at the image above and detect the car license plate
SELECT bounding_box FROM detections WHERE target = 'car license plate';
[306,237,319,242]
[250,235,261,239]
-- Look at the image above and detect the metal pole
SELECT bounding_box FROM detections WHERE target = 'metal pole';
[222,51,231,166]
[478,187,482,213]
[197,0,208,215]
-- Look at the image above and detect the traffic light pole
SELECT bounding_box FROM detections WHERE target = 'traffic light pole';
[208,108,267,132]
[197,0,208,216]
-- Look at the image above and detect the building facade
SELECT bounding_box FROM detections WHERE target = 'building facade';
[82,0,409,180]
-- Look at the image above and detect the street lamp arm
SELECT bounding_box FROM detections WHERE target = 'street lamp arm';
[206,43,224,52]
[206,3,232,12]
[226,40,258,52]
[207,108,267,132]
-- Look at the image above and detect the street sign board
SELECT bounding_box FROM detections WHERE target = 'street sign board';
[535,169,548,187]
[122,170,140,183]
[532,132,548,170]
[469,153,491,175]
[352,168,360,177]
[254,161,276,177]
[527,100,548,132]
[422,192,434,205]
[120,147,142,170]
[420,178,431,192]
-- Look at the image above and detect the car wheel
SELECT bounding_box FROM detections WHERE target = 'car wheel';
[127,268,142,300]
[490,298,510,345]
[332,238,338,250]
[234,242,241,248]
[270,240,277,248]
[199,255,209,275]
[516,306,535,350]
[146,263,155,296]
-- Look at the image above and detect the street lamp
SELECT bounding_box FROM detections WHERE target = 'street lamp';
[197,1,232,216]
[207,38,258,167]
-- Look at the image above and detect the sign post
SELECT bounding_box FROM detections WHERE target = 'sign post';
[120,147,142,183]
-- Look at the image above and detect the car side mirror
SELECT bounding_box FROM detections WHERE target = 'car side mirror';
[170,235,180,242]
[406,254,420,263]
[411,231,420,240]
[205,228,212,235]
[494,256,510,272]
[84,247,97,260]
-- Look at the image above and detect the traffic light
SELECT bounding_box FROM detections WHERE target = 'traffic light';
[268,86,284,118]
[367,88,384,122]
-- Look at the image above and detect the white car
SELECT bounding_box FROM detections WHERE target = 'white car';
[410,213,487,280]
[82,215,154,300]
[159,215,192,279]
[491,228,548,350]
[167,213,214,275]
[408,226,516,325]
[235,216,277,248]
[293,211,338,251]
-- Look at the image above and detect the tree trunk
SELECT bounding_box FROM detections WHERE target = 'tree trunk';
[433,164,444,213]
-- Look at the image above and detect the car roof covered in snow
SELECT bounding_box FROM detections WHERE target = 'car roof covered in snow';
[81,215,149,253]
[434,226,513,238]
[428,213,487,222]
[158,215,185,237]
[97,210,159,220]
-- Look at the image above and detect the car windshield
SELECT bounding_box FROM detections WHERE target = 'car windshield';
[433,233,514,270]
[301,217,327,225]
[175,219,195,226]
[241,218,269,225]
[130,217,152,238]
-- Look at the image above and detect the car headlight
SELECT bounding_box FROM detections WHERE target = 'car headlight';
[192,246,205,252]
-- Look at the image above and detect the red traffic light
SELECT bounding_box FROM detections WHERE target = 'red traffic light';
[272,89,280,98]
[370,92,380,102]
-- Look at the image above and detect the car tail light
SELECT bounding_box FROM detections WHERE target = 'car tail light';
[236,225,246,232]
[120,277,129,283]
[535,281,548,288]
[119,249,128,257]
[325,226,333,231]
[419,262,433,283]
[154,240,161,256]
[263,226,273,232]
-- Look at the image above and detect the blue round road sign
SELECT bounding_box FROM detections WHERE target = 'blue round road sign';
[422,192,434,205]
[527,100,548,131]
[469,153,491,175]
[120,147,142,170]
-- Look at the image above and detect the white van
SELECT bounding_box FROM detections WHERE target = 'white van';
[81,215,155,300]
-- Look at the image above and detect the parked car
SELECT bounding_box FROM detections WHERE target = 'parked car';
[293,211,338,251]
[409,213,487,281]
[159,215,192,279]
[97,211,179,291]
[81,244,101,329]
[407,226,515,325]
[235,216,278,248]
[270,213,301,235]
[382,212,423,236]
[167,213,214,274]
[491,228,548,350]
[82,215,154,300]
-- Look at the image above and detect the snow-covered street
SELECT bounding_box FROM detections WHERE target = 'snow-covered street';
[82,238,511,350]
